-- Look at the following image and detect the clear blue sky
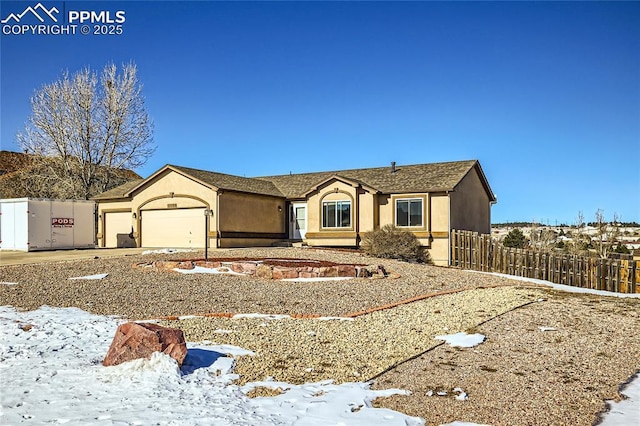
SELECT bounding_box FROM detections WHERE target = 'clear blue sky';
[1,0,639,224]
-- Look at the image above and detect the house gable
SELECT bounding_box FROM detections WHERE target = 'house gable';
[449,163,495,234]
[452,161,496,203]
[302,174,379,197]
[133,168,215,211]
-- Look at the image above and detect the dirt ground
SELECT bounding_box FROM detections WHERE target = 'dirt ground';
[1,247,639,426]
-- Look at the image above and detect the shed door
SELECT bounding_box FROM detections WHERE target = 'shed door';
[141,208,205,248]
[104,211,132,248]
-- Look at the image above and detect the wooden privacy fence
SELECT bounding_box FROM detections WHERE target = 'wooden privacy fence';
[450,230,639,294]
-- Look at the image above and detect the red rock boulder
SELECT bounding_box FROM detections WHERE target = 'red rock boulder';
[103,322,188,367]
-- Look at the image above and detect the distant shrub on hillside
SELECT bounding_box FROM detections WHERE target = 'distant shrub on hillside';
[362,225,428,263]
[611,243,630,254]
[502,228,528,249]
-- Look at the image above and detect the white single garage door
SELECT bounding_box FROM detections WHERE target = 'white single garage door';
[141,208,206,248]
[104,211,132,248]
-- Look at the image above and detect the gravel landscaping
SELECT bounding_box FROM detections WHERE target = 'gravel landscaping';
[0,247,526,320]
[163,286,541,385]
[1,247,639,426]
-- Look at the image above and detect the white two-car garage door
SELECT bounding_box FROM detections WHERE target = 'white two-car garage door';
[140,208,206,248]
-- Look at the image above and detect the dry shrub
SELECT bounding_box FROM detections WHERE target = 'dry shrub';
[246,386,286,398]
[362,225,428,263]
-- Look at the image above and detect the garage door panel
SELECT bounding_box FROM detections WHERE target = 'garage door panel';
[141,209,205,248]
[105,212,132,248]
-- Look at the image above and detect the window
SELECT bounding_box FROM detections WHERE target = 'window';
[322,200,351,228]
[396,198,423,227]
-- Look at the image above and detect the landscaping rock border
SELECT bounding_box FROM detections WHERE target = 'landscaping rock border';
[134,258,388,280]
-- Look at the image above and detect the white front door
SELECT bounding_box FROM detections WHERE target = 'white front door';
[289,203,307,239]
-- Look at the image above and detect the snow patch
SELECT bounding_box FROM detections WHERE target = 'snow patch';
[173,266,246,275]
[68,273,108,280]
[142,248,197,255]
[232,313,291,320]
[600,373,640,426]
[475,271,640,299]
[453,387,468,401]
[435,332,486,348]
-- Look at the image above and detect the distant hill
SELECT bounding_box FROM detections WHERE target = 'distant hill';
[0,150,142,200]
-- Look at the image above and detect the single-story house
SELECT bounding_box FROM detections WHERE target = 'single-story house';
[93,160,496,265]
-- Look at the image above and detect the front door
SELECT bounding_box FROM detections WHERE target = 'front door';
[289,203,307,239]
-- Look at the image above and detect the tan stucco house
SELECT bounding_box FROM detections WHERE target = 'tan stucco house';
[93,160,496,265]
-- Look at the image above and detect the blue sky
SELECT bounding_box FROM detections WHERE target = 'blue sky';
[1,0,639,224]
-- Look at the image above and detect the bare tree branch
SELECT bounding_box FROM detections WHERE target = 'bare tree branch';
[17,63,154,199]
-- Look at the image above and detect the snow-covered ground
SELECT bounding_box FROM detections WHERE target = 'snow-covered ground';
[0,305,424,425]
[1,271,638,425]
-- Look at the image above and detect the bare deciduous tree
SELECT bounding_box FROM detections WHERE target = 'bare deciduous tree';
[594,209,621,259]
[17,63,154,199]
[564,210,622,258]
[566,210,590,255]
[528,221,557,252]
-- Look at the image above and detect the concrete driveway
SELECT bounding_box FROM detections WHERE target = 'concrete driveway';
[0,248,150,266]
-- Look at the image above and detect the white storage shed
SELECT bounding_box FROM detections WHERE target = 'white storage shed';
[0,198,96,251]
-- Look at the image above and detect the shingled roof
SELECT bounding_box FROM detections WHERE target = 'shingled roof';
[92,179,144,200]
[93,160,495,201]
[259,160,494,199]
[93,164,284,199]
[170,165,284,197]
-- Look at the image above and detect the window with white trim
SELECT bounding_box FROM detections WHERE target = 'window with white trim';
[396,198,423,227]
[322,200,351,228]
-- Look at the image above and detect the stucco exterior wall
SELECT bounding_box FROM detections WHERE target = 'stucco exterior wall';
[97,199,133,246]
[218,191,286,234]
[305,180,358,246]
[357,189,376,233]
[430,194,450,233]
[449,168,492,234]
[427,194,450,265]
[135,171,214,212]
[429,237,450,266]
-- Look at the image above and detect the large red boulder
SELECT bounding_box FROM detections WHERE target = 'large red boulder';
[103,322,188,367]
